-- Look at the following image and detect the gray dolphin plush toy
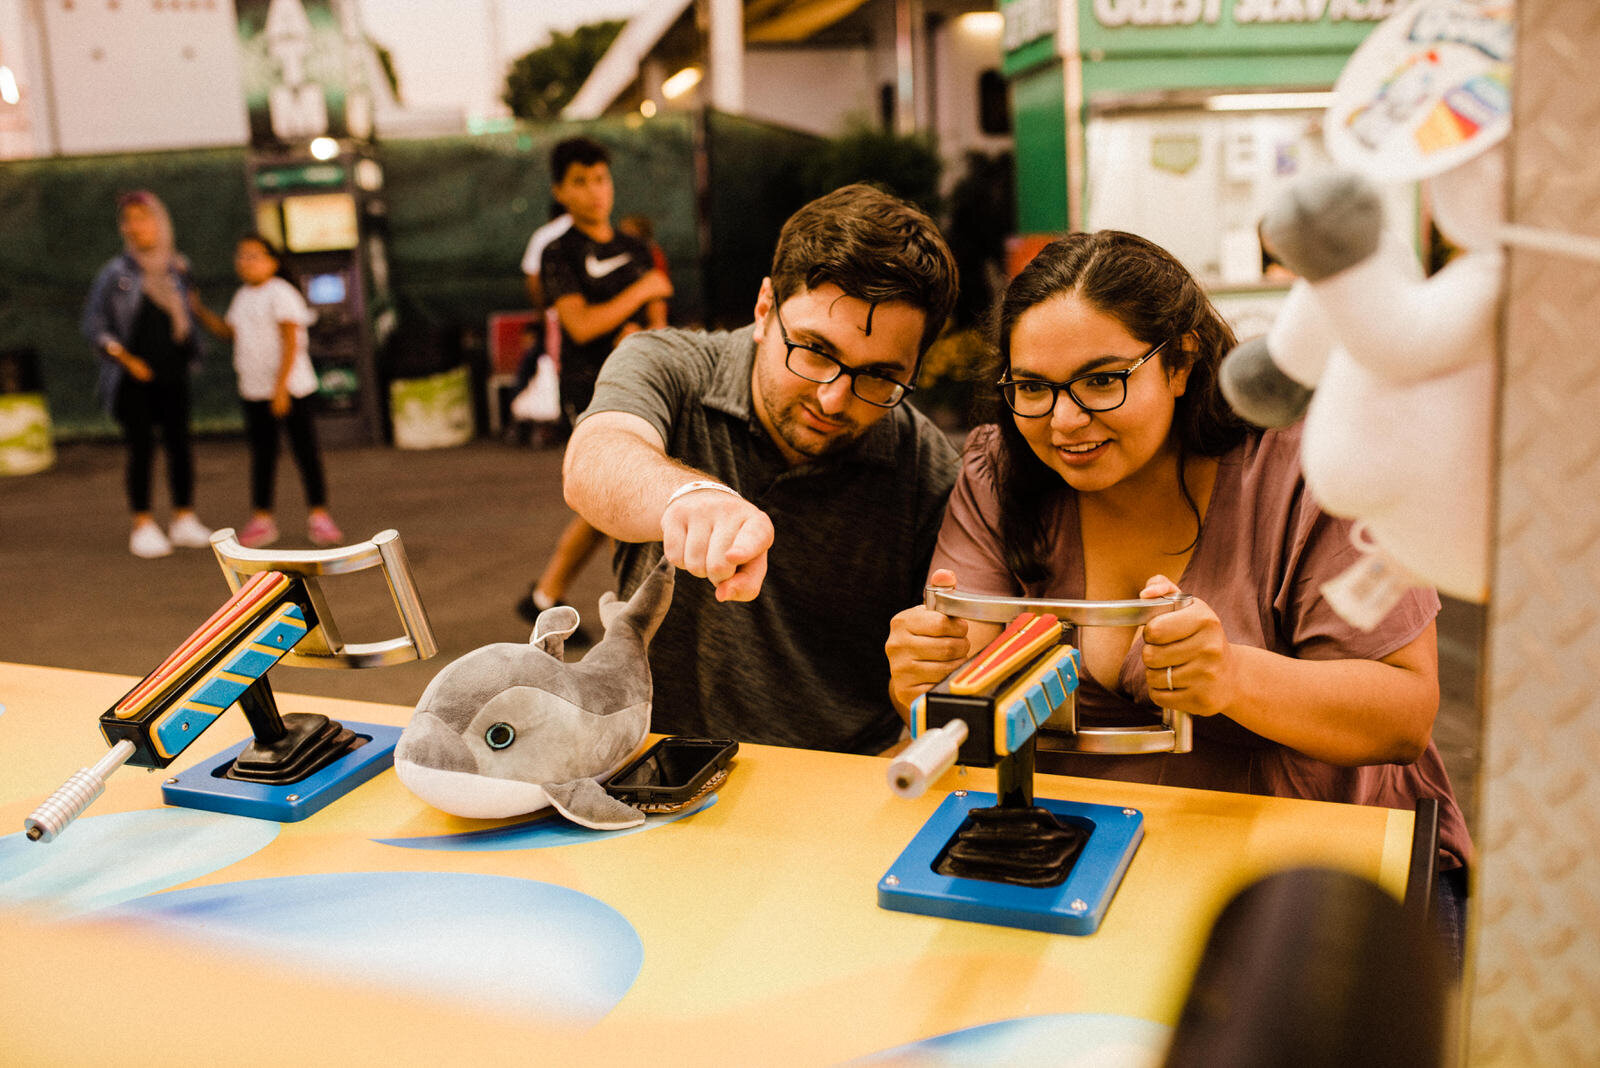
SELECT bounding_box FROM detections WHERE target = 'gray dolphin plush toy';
[394,557,675,830]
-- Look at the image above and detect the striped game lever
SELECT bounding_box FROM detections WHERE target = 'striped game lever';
[891,585,1196,803]
[898,645,1084,800]
[101,570,313,768]
[23,571,314,842]
[24,528,435,843]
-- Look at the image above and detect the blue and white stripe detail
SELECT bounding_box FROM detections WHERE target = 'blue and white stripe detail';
[152,605,307,757]
[998,648,1081,756]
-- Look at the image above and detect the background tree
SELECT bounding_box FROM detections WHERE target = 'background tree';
[503,20,625,123]
[799,121,944,217]
[945,150,1015,328]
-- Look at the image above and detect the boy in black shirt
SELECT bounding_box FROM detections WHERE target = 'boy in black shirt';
[518,137,671,629]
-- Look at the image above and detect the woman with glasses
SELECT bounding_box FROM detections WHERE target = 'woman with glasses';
[885,230,1470,959]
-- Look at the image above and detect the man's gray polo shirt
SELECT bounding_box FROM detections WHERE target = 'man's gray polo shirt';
[581,325,959,754]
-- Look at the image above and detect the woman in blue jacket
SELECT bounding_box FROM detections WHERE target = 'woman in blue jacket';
[82,191,212,558]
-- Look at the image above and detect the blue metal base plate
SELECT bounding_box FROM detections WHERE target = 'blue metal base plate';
[161,721,401,823]
[878,791,1144,936]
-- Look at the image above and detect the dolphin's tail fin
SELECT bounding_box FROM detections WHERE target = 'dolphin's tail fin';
[599,555,675,648]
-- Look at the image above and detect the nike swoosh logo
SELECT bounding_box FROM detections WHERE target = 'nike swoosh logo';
[585,252,634,278]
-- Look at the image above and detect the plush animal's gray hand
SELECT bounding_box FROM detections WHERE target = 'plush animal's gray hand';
[395,557,675,829]
[1220,171,1385,428]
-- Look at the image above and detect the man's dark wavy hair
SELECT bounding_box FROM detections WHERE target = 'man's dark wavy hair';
[984,230,1253,582]
[768,183,958,356]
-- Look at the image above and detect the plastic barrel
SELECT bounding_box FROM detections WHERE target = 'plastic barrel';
[389,364,473,449]
[0,348,55,475]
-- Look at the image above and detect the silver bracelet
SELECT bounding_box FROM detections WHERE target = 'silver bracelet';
[663,479,741,509]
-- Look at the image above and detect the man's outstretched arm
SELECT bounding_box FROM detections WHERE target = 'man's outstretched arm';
[564,411,773,602]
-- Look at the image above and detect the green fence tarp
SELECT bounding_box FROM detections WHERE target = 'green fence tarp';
[0,146,254,438]
[378,116,702,333]
[2,111,828,440]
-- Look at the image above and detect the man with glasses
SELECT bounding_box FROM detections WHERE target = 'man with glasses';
[562,184,960,754]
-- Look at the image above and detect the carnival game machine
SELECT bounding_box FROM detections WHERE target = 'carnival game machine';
[247,150,393,447]
[237,0,392,446]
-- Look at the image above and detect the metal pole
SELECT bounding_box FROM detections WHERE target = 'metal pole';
[707,0,744,115]
[24,0,61,155]
[894,0,915,135]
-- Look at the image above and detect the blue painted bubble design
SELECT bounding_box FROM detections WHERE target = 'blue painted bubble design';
[0,809,278,915]
[377,792,716,851]
[107,871,642,1025]
[851,1013,1170,1065]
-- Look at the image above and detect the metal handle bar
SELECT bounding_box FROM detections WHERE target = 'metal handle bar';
[924,586,1192,627]
[211,528,437,668]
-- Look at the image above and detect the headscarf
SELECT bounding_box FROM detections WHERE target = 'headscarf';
[117,190,192,344]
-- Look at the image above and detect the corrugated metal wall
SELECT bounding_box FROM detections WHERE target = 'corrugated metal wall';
[1471,0,1600,1060]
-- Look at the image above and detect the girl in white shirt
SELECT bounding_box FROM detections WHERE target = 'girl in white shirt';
[192,234,343,548]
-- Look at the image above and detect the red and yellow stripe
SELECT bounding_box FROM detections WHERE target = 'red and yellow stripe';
[948,612,1062,695]
[113,571,292,718]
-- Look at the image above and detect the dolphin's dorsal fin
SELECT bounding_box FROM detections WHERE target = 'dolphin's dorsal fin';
[597,590,623,631]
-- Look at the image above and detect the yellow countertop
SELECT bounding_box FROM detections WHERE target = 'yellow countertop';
[0,662,1411,1064]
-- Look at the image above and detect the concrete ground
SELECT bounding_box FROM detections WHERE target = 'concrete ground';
[0,432,1483,831]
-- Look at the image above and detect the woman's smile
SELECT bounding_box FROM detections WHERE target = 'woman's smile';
[1052,438,1110,464]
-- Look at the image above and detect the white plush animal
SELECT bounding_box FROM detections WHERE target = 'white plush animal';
[1219,0,1512,627]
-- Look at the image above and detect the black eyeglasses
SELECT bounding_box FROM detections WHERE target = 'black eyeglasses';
[773,305,914,409]
[996,339,1169,418]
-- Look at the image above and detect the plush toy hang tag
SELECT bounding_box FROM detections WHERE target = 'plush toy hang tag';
[1326,0,1514,183]
[531,604,579,655]
[1319,523,1420,632]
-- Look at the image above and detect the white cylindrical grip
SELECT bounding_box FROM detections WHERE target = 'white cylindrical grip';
[24,739,136,843]
[887,719,968,799]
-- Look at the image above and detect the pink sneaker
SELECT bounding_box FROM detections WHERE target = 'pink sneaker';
[237,516,279,548]
[308,512,344,547]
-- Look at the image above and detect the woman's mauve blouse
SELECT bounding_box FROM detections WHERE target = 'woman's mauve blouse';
[931,422,1471,871]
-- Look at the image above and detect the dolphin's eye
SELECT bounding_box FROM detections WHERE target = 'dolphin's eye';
[484,722,516,750]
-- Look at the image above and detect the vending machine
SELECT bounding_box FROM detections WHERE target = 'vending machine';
[236,0,391,445]
[247,150,392,445]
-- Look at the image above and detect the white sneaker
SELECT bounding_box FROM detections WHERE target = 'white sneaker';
[168,514,213,548]
[130,523,173,559]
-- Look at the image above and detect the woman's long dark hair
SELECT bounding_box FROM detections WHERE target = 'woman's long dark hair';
[986,230,1253,582]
